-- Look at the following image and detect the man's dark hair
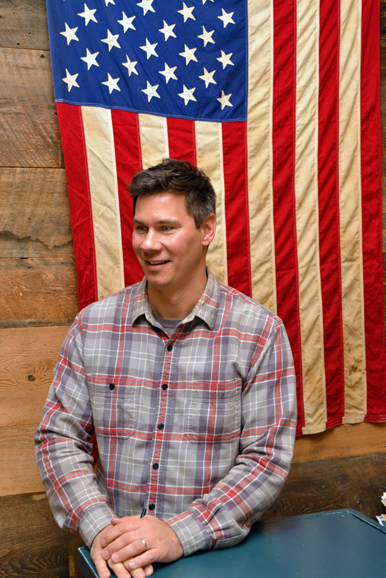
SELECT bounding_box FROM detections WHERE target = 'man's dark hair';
[128,158,216,228]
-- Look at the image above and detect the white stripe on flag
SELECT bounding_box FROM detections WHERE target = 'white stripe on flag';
[139,113,169,169]
[247,0,276,312]
[340,0,367,423]
[195,121,228,285]
[296,0,327,434]
[81,106,125,300]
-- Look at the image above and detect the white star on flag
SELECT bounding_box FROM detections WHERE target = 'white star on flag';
[105,0,115,6]
[78,4,97,26]
[199,67,216,87]
[218,9,235,28]
[142,81,160,102]
[81,49,99,70]
[118,13,136,33]
[60,23,79,45]
[178,85,197,105]
[202,0,214,4]
[102,73,120,93]
[140,38,158,59]
[217,50,234,69]
[217,90,233,109]
[159,21,176,41]
[179,45,198,65]
[178,3,196,22]
[62,69,79,92]
[198,27,215,47]
[137,0,155,16]
[122,55,138,76]
[159,63,177,83]
[101,30,121,51]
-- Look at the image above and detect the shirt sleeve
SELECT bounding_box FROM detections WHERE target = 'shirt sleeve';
[34,316,115,547]
[166,319,297,555]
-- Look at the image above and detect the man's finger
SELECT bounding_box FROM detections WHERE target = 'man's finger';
[101,518,141,553]
[92,555,111,578]
[126,564,154,578]
[109,538,147,564]
[107,559,134,578]
[126,552,156,573]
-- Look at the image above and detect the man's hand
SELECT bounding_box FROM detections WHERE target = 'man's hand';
[100,515,183,578]
[90,524,153,578]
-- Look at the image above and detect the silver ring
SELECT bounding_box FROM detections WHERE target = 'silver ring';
[141,538,147,550]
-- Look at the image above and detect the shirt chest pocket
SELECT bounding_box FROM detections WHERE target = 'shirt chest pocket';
[88,379,138,437]
[185,384,241,444]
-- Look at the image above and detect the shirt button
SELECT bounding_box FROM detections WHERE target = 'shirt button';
[109,383,115,390]
[149,503,155,511]
[162,383,168,390]
[153,463,159,470]
[167,344,173,351]
[158,423,164,430]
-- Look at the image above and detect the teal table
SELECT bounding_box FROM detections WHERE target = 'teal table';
[79,509,386,578]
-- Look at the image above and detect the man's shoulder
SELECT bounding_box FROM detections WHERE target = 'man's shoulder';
[77,282,142,325]
[217,281,283,330]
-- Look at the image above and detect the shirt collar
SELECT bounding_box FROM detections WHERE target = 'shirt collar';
[131,269,220,330]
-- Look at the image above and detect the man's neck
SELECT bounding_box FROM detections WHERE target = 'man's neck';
[147,272,208,320]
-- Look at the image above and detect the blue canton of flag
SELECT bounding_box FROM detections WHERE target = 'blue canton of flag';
[47,0,247,121]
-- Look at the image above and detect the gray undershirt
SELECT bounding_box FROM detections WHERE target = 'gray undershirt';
[153,313,182,337]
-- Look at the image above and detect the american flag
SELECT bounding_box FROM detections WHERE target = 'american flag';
[46,0,386,436]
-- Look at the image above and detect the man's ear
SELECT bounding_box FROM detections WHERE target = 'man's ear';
[201,213,216,247]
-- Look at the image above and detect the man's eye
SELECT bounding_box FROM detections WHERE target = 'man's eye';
[134,226,146,232]
[161,226,173,232]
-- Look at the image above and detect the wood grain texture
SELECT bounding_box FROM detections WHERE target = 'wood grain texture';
[0,167,72,258]
[381,3,386,48]
[293,421,386,462]
[0,326,70,496]
[0,0,49,50]
[263,453,386,521]
[0,257,79,327]
[69,534,85,578]
[0,47,63,168]
[0,492,70,578]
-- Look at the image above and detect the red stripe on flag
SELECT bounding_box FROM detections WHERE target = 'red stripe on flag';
[361,0,386,420]
[318,0,345,428]
[111,110,144,287]
[221,122,252,296]
[167,117,197,165]
[56,102,98,310]
[272,0,304,434]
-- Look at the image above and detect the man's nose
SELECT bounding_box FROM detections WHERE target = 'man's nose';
[140,229,161,251]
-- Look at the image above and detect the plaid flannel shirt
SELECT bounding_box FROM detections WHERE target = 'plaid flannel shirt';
[35,270,297,555]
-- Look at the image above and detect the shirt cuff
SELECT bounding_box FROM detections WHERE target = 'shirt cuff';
[78,502,115,548]
[167,511,212,556]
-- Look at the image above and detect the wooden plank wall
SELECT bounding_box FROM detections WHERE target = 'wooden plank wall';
[1,1,386,576]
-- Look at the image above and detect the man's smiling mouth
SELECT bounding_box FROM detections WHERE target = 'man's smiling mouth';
[146,260,169,265]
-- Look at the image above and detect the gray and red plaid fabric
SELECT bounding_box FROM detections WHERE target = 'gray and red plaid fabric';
[35,270,296,554]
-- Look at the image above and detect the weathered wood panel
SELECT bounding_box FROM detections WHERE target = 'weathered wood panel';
[0,47,62,168]
[263,453,386,521]
[0,0,49,50]
[0,326,70,496]
[0,167,72,258]
[0,257,79,327]
[293,421,386,462]
[0,492,74,578]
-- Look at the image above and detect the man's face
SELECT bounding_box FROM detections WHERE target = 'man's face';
[132,193,215,299]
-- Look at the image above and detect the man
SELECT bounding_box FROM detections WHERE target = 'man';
[35,159,297,578]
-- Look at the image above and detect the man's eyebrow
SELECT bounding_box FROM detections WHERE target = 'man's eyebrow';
[133,217,181,225]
